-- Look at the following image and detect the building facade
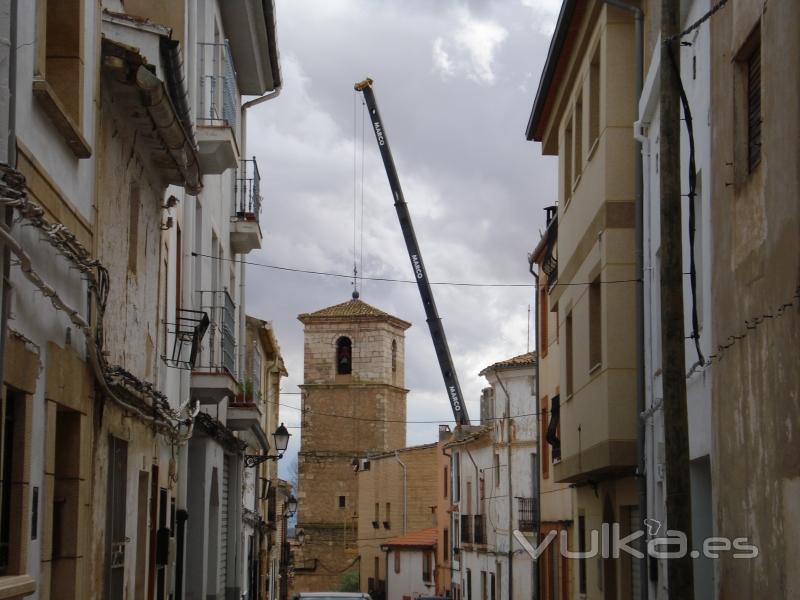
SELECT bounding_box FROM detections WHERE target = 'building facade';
[292,296,410,594]
[707,1,800,598]
[0,0,283,599]
[356,443,438,599]
[526,2,643,598]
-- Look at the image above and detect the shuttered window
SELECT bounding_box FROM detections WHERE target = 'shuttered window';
[747,42,761,172]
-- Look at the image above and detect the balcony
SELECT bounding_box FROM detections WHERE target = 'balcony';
[196,42,240,174]
[230,157,263,254]
[517,497,537,533]
[191,290,238,404]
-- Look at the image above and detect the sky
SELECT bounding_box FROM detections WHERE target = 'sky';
[243,0,561,479]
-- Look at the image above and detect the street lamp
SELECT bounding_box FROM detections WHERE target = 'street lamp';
[284,495,298,518]
[272,422,291,456]
[296,528,306,545]
[244,423,293,468]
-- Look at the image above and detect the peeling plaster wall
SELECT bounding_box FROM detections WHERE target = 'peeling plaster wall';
[710,1,800,598]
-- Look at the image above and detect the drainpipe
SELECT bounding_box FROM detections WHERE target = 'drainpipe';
[0,0,18,402]
[527,257,541,600]
[394,450,408,534]
[237,87,281,390]
[602,2,647,598]
[492,369,514,600]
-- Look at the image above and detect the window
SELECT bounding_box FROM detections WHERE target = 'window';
[589,46,600,149]
[565,312,574,396]
[466,568,473,600]
[481,571,487,600]
[574,91,583,180]
[336,337,352,375]
[493,453,500,488]
[444,527,449,561]
[496,563,502,600]
[444,466,449,498]
[423,550,432,582]
[338,495,346,508]
[384,502,391,528]
[391,339,397,373]
[589,276,602,371]
[746,39,761,172]
[540,397,549,479]
[563,118,573,203]
[579,515,587,594]
[490,571,496,600]
[693,173,704,330]
[546,395,561,462]
[735,25,761,181]
[373,502,380,528]
[453,452,460,502]
[128,185,140,274]
[374,556,380,582]
[394,551,401,574]
[175,224,182,312]
[539,285,548,358]
[36,0,84,128]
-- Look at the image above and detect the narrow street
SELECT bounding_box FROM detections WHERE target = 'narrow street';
[0,1,796,600]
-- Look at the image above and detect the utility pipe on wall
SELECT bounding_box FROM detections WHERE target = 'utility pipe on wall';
[394,450,408,534]
[492,369,514,600]
[237,86,281,394]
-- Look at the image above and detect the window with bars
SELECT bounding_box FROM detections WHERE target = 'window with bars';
[746,41,761,173]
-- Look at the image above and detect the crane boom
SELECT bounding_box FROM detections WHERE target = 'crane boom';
[355,77,470,426]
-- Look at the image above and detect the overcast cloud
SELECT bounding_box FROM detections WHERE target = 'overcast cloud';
[243,0,559,478]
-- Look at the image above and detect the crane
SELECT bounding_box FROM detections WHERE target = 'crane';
[354,77,471,426]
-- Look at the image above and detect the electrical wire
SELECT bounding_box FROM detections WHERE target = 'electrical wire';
[261,393,542,425]
[664,0,729,44]
[665,42,704,368]
[686,284,800,378]
[191,252,639,288]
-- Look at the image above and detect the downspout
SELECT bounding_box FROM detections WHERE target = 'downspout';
[528,255,541,600]
[492,370,514,600]
[237,87,281,390]
[602,3,647,598]
[394,450,408,534]
[0,0,17,406]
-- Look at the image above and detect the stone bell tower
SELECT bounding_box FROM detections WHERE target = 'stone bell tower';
[292,294,410,593]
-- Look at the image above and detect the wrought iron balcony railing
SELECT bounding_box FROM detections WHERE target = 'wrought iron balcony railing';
[235,157,262,220]
[162,309,210,370]
[197,41,239,129]
[195,289,236,376]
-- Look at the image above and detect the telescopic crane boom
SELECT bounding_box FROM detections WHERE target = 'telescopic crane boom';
[355,77,470,426]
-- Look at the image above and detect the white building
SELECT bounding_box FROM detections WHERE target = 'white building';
[382,528,437,600]
[637,1,715,598]
[447,352,537,600]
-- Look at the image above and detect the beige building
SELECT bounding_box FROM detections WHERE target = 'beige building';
[531,214,576,600]
[526,2,642,598]
[292,295,410,594]
[708,1,800,598]
[356,443,438,598]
